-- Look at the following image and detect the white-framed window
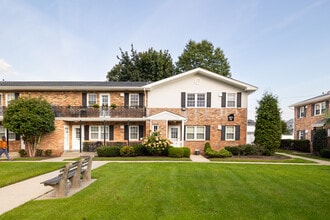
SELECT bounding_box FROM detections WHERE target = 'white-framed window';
[299,106,306,118]
[186,126,205,140]
[87,93,97,107]
[227,93,236,107]
[90,125,109,140]
[152,125,159,132]
[328,128,330,137]
[129,125,139,140]
[314,102,326,116]
[0,126,16,141]
[130,94,139,107]
[225,126,235,140]
[6,93,15,106]
[100,94,110,107]
[298,130,306,140]
[187,93,206,107]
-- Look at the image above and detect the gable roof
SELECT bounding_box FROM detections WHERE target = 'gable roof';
[143,68,257,93]
[290,91,330,107]
[0,81,149,91]
[147,111,186,121]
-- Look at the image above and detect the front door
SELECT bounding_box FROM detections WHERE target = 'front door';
[169,126,180,147]
[72,125,84,151]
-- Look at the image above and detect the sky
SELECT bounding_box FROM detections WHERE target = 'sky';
[1,0,330,121]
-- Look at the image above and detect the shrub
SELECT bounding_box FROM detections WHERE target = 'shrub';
[168,147,190,158]
[133,143,148,156]
[225,146,241,156]
[280,139,310,152]
[18,149,27,157]
[120,146,135,157]
[320,149,330,158]
[313,129,327,154]
[36,149,43,157]
[45,149,52,157]
[204,142,211,153]
[97,146,120,157]
[142,131,171,156]
[205,147,219,158]
[183,147,191,157]
[241,144,258,155]
[83,142,90,152]
[218,149,233,158]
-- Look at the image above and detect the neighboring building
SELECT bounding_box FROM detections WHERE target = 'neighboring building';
[290,91,330,149]
[286,119,294,135]
[246,119,255,144]
[0,68,257,156]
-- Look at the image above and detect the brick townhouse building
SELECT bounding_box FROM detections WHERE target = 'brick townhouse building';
[290,91,330,149]
[0,68,257,156]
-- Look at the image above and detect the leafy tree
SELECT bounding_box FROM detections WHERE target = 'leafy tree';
[107,45,175,82]
[254,92,282,155]
[176,40,231,77]
[3,97,55,157]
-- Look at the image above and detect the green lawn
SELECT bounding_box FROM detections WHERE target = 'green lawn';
[1,163,330,219]
[0,162,66,187]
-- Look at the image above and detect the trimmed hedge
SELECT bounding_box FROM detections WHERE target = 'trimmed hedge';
[320,149,330,158]
[168,147,190,158]
[97,146,120,157]
[280,139,310,152]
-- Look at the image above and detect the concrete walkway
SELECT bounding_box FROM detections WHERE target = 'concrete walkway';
[0,153,329,216]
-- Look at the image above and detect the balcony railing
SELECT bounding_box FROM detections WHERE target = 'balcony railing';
[52,106,146,118]
[0,106,146,118]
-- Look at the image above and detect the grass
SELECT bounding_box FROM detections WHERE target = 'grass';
[0,162,66,187]
[1,163,330,219]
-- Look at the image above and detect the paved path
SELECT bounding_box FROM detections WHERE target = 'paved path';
[0,153,329,216]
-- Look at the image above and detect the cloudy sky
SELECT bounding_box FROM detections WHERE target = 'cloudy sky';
[1,0,329,120]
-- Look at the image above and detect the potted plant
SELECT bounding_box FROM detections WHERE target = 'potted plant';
[110,103,117,110]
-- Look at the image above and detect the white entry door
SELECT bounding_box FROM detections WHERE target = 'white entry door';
[72,125,84,151]
[64,125,69,151]
[169,126,180,147]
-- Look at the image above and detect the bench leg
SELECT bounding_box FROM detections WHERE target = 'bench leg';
[53,180,68,197]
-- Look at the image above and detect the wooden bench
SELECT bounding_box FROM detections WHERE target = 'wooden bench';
[41,156,93,197]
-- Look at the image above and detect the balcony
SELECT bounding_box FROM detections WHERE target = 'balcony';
[0,106,145,118]
[52,106,146,118]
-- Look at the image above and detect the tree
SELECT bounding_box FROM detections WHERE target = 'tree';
[175,40,231,77]
[312,129,327,154]
[254,92,282,155]
[3,97,55,157]
[107,45,175,82]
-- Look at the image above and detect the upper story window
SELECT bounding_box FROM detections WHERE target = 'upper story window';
[6,93,15,106]
[130,94,139,107]
[227,93,236,107]
[187,93,206,107]
[87,93,97,107]
[0,93,2,106]
[314,102,326,116]
[299,106,306,118]
[100,94,110,107]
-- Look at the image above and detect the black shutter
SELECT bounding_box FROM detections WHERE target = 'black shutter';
[15,133,20,140]
[15,93,19,99]
[221,126,226,140]
[221,93,226,107]
[237,92,242,108]
[139,93,144,108]
[124,93,129,108]
[304,106,306,117]
[84,125,89,140]
[206,92,211,107]
[181,92,186,108]
[326,101,329,111]
[139,125,144,139]
[297,107,300,118]
[82,93,87,107]
[124,125,128,140]
[311,104,314,116]
[184,126,186,140]
[205,125,210,140]
[235,126,240,140]
[109,125,114,140]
